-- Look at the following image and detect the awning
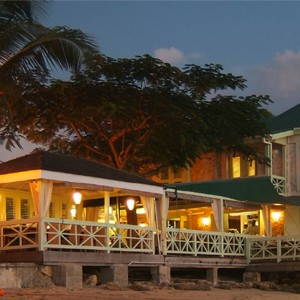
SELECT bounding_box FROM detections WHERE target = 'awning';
[166,176,300,206]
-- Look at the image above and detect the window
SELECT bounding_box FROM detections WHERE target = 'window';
[49,202,54,218]
[231,156,256,178]
[61,203,67,218]
[6,197,14,220]
[21,198,29,219]
[159,167,185,183]
[232,157,241,178]
[248,160,256,176]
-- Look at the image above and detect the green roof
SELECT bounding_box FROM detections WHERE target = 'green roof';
[167,176,300,206]
[268,103,300,134]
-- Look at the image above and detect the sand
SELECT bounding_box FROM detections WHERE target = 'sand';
[1,287,300,300]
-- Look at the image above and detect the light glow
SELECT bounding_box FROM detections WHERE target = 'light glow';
[72,191,82,205]
[272,211,282,222]
[202,217,210,226]
[126,198,135,211]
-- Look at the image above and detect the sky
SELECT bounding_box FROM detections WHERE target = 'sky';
[2,0,300,161]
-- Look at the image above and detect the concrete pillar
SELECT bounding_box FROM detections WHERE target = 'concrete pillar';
[52,263,82,288]
[0,263,38,288]
[243,271,261,283]
[206,268,218,287]
[151,265,171,284]
[100,264,128,289]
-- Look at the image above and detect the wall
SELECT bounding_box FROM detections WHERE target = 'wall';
[284,206,300,237]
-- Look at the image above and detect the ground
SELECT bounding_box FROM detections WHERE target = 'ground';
[1,286,300,300]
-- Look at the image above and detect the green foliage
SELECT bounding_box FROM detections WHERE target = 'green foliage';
[0,0,97,149]
[16,53,273,176]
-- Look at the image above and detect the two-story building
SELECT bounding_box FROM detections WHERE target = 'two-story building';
[157,103,300,238]
[1,104,300,289]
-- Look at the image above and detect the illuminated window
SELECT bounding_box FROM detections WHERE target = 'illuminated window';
[248,160,256,176]
[232,157,241,178]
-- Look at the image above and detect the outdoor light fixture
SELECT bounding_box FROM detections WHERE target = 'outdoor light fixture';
[202,217,210,227]
[72,191,82,205]
[126,198,135,211]
[70,205,77,218]
[272,211,282,222]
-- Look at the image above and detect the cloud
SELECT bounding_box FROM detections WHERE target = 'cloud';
[153,47,203,66]
[248,50,300,115]
[153,47,186,64]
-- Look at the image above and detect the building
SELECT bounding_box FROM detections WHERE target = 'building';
[158,104,300,238]
[2,105,300,288]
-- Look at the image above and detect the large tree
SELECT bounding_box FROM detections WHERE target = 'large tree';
[16,53,272,176]
[0,0,97,149]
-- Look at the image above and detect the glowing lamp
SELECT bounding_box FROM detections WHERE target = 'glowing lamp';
[126,198,135,211]
[272,211,281,222]
[73,191,82,205]
[70,205,77,218]
[202,217,210,226]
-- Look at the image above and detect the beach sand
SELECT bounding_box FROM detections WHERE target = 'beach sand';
[1,287,300,300]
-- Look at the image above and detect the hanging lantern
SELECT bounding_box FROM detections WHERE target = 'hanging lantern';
[126,198,135,211]
[72,191,82,205]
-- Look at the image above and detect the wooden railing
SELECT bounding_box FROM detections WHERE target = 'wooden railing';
[165,228,246,257]
[42,218,155,253]
[0,219,39,250]
[245,236,300,262]
[1,219,300,264]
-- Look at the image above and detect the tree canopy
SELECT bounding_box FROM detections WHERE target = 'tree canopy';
[15,53,272,176]
[0,0,97,150]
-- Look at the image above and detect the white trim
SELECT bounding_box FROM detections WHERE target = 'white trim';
[271,128,300,140]
[0,170,164,195]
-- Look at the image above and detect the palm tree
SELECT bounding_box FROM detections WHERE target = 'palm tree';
[0,0,97,150]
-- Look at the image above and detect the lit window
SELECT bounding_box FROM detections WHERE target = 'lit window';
[232,157,241,178]
[248,160,256,176]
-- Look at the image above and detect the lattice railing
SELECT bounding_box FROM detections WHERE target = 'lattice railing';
[271,175,286,195]
[42,218,155,253]
[2,219,300,264]
[166,228,246,257]
[0,219,39,250]
[246,236,300,262]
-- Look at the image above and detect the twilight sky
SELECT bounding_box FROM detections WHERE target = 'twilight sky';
[2,0,300,161]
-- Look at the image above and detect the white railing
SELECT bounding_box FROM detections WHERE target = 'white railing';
[2,219,300,264]
[165,228,246,257]
[42,218,155,253]
[271,175,286,195]
[246,236,300,262]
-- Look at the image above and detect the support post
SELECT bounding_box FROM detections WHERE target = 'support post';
[206,268,218,287]
[100,264,128,289]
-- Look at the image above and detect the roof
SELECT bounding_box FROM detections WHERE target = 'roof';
[0,150,162,187]
[268,103,300,134]
[167,176,300,206]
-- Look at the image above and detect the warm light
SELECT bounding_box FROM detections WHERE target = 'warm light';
[73,191,82,205]
[126,198,135,211]
[70,205,77,218]
[136,207,146,214]
[202,217,210,226]
[139,223,147,227]
[272,211,282,222]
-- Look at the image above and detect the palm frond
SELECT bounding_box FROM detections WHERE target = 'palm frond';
[0,23,97,75]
